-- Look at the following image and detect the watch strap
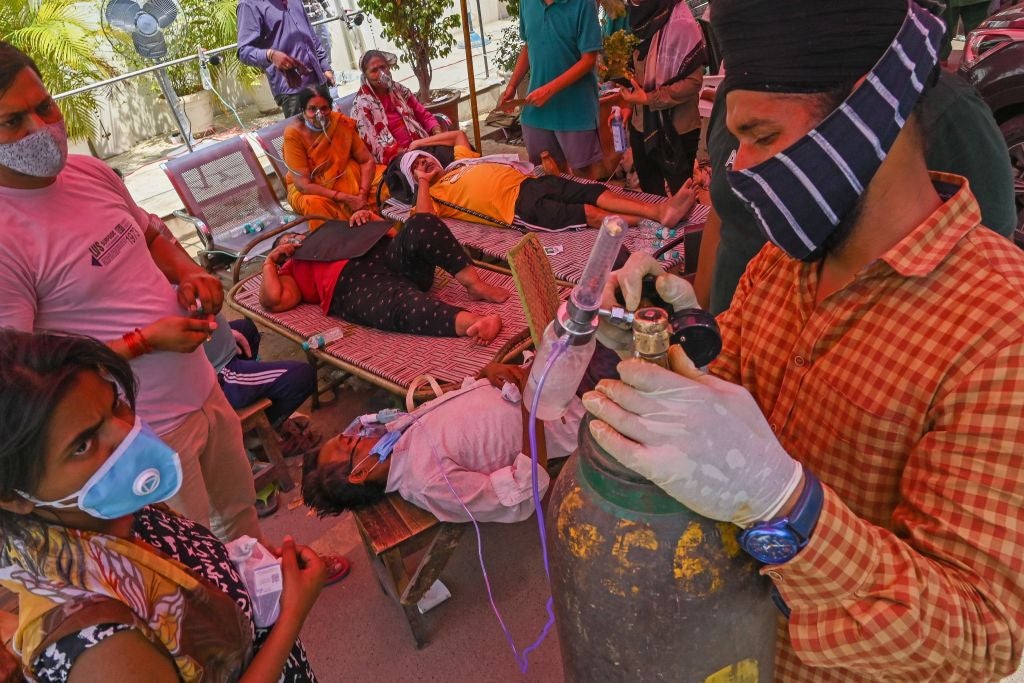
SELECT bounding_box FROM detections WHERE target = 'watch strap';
[740,469,823,563]
[784,470,823,544]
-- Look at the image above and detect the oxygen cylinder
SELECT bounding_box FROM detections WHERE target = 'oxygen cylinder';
[547,418,777,682]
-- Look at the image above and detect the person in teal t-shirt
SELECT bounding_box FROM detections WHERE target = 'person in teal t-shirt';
[498,0,604,178]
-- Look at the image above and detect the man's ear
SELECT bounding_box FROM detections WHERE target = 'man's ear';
[0,494,35,515]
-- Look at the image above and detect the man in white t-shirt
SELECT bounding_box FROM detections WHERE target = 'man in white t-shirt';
[0,43,260,541]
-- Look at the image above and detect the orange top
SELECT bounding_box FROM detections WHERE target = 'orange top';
[283,112,369,212]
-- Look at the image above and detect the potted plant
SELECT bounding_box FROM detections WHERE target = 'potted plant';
[599,29,640,84]
[359,0,463,125]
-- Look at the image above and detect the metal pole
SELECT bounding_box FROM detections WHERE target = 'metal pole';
[459,0,482,149]
[54,16,343,100]
[474,0,489,78]
[155,68,194,152]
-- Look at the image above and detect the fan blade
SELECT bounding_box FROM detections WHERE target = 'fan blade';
[133,29,168,60]
[104,0,144,32]
[141,0,178,29]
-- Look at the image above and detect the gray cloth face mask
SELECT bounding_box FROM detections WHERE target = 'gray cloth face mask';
[0,121,69,178]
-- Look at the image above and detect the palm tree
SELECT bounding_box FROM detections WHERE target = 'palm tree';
[0,0,115,141]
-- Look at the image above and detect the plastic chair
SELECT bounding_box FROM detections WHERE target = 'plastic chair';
[160,136,324,275]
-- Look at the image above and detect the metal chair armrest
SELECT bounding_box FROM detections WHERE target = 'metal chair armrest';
[434,113,454,132]
[171,210,213,250]
[231,214,331,284]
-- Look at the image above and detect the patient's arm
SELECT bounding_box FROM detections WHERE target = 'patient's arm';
[415,174,437,215]
[259,245,304,311]
[409,130,470,150]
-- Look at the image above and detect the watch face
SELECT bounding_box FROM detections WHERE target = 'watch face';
[741,528,801,563]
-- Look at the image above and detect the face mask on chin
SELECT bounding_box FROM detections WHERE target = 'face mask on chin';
[725,1,943,262]
[0,121,69,179]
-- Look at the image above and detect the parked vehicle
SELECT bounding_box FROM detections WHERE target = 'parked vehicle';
[959,2,1024,246]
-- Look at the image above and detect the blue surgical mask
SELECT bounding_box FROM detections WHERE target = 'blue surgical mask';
[725,1,943,261]
[17,417,182,519]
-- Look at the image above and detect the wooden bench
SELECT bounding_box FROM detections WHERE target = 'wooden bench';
[351,493,465,648]
[236,398,295,493]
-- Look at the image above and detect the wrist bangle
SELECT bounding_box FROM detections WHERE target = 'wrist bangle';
[267,48,274,62]
[135,328,153,354]
[122,329,150,358]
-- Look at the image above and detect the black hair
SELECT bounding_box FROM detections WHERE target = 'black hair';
[295,84,333,117]
[301,437,386,516]
[0,329,138,540]
[0,42,41,98]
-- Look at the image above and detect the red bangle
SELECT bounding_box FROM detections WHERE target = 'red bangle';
[122,329,151,357]
[135,328,153,354]
[121,331,141,357]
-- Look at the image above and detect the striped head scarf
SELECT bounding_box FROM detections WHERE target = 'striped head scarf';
[716,0,945,261]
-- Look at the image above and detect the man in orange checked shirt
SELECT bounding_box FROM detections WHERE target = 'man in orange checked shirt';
[584,0,1024,681]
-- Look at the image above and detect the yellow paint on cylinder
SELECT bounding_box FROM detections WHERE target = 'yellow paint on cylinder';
[673,521,723,596]
[598,520,661,597]
[703,658,759,683]
[557,486,603,559]
[611,520,659,570]
[716,522,742,558]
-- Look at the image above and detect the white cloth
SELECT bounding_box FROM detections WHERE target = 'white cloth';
[643,2,704,91]
[386,378,583,523]
[0,155,215,434]
[399,151,534,198]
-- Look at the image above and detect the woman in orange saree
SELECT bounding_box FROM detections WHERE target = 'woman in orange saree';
[282,84,383,230]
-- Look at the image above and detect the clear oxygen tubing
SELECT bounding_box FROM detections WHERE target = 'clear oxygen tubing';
[200,55,335,184]
[407,337,568,674]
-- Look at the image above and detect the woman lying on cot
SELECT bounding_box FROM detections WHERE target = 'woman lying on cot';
[282,84,381,228]
[258,210,508,344]
[405,147,697,232]
[0,330,324,682]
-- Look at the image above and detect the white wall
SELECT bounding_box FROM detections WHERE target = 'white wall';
[82,2,506,157]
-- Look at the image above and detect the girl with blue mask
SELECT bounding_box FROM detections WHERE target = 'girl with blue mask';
[0,330,326,683]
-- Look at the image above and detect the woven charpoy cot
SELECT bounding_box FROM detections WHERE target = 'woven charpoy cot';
[228,265,566,395]
[380,175,711,284]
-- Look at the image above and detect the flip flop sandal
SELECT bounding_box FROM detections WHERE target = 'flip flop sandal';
[255,483,280,518]
[321,554,351,586]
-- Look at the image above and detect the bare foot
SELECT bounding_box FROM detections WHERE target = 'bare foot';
[658,178,696,227]
[465,279,510,303]
[466,313,503,345]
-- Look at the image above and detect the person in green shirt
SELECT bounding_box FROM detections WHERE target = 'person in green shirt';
[498,0,605,179]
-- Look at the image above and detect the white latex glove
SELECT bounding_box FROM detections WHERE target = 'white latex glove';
[596,252,699,357]
[582,347,803,527]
